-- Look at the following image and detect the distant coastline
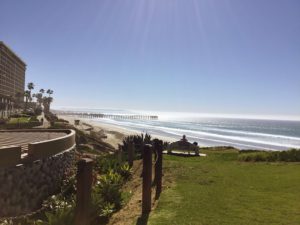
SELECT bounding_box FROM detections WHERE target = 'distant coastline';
[53,107,300,122]
[56,109,300,151]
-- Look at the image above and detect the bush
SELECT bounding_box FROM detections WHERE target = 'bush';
[39,194,75,225]
[38,206,74,225]
[71,128,88,144]
[29,116,39,122]
[9,113,31,118]
[43,195,75,212]
[4,154,129,225]
[0,118,7,125]
[95,170,123,209]
[22,111,36,116]
[94,155,133,180]
[35,107,43,116]
[122,133,152,159]
[95,155,121,174]
[100,202,115,217]
[119,163,133,180]
[61,170,77,198]
[238,149,300,162]
[45,113,59,123]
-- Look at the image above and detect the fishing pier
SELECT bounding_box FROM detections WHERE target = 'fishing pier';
[56,111,158,120]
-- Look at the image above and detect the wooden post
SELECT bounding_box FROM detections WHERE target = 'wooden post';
[74,158,93,225]
[142,144,152,214]
[117,144,123,163]
[154,139,163,198]
[128,141,134,167]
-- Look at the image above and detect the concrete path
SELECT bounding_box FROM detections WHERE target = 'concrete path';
[36,112,50,128]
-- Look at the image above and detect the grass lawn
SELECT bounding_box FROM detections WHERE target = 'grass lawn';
[148,149,300,225]
[8,117,30,124]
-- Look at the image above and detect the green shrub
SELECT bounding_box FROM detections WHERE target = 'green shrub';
[29,116,39,122]
[44,113,58,122]
[75,129,88,144]
[119,163,133,180]
[38,194,75,225]
[8,117,29,124]
[34,107,43,116]
[9,113,31,118]
[37,206,74,225]
[122,133,152,159]
[95,170,123,209]
[238,149,300,162]
[100,202,115,217]
[61,171,76,198]
[0,118,7,125]
[43,195,75,212]
[94,155,120,174]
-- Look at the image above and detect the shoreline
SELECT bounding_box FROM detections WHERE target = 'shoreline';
[58,115,177,149]
[57,114,299,151]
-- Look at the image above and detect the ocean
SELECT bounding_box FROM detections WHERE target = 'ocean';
[57,109,300,151]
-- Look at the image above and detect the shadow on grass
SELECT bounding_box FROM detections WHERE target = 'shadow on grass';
[136,213,149,225]
[155,189,161,200]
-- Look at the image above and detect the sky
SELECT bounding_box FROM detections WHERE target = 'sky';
[0,0,299,118]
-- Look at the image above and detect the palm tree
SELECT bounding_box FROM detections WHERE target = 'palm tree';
[35,93,43,107]
[27,82,35,103]
[28,82,34,90]
[34,89,45,108]
[32,93,36,101]
[46,89,53,97]
[42,96,53,113]
[24,90,31,112]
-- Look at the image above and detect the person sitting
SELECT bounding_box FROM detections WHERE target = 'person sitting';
[193,142,200,156]
[180,135,188,142]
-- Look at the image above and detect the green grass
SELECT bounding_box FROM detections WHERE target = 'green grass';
[8,117,30,124]
[148,149,300,225]
[238,149,300,162]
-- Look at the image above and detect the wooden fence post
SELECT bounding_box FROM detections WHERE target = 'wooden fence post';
[117,144,123,163]
[128,141,134,167]
[142,144,152,214]
[74,158,93,225]
[154,139,163,199]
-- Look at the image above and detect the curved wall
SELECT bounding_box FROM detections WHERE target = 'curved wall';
[0,129,76,217]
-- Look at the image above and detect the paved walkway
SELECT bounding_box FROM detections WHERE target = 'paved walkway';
[0,132,65,153]
[36,112,50,128]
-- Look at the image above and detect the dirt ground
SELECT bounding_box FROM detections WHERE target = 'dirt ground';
[108,159,173,225]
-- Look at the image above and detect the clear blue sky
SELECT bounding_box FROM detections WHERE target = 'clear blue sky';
[1,0,299,117]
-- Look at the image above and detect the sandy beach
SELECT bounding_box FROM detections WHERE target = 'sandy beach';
[58,115,177,149]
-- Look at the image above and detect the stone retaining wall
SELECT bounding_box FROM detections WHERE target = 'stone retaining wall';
[0,147,75,217]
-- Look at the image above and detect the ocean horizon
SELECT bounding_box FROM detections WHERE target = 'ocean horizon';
[54,108,300,151]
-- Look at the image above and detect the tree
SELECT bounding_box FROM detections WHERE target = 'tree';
[24,90,31,112]
[27,82,35,103]
[33,89,45,108]
[46,89,53,97]
[35,93,43,107]
[32,93,36,102]
[42,96,53,113]
[41,89,54,113]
